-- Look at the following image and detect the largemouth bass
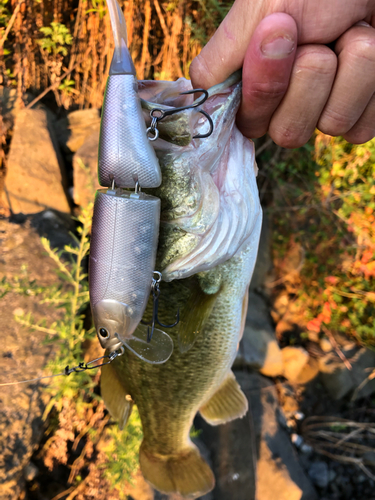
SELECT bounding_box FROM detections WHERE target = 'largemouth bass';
[101,75,262,497]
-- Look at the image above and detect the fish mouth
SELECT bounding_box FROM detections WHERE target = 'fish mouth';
[140,77,261,282]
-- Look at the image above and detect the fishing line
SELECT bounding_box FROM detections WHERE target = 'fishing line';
[0,346,125,387]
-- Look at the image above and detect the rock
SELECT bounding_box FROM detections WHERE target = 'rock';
[271,292,289,323]
[319,338,332,353]
[318,352,354,400]
[30,209,76,251]
[55,108,101,154]
[307,331,320,343]
[24,462,39,482]
[308,461,329,489]
[318,347,375,400]
[5,108,70,214]
[347,348,375,400]
[236,292,283,377]
[72,130,100,207]
[282,347,310,383]
[276,319,295,337]
[250,211,273,291]
[196,372,317,500]
[293,357,320,385]
[0,218,63,499]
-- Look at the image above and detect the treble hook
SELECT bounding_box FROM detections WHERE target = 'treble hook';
[149,89,214,140]
[141,272,179,343]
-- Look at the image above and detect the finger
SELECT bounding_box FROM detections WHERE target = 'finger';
[318,25,375,136]
[343,93,375,144]
[190,0,371,89]
[236,13,297,139]
[268,45,337,148]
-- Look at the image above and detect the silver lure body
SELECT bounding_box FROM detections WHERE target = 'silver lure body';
[89,189,160,350]
[89,0,163,353]
[98,74,162,189]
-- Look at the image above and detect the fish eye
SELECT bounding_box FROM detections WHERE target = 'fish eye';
[99,327,109,338]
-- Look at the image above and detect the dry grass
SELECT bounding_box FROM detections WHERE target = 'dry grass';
[1,0,226,109]
[302,416,375,480]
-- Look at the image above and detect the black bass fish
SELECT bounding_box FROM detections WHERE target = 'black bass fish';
[100,73,262,497]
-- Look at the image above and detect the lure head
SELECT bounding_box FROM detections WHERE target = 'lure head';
[93,299,131,350]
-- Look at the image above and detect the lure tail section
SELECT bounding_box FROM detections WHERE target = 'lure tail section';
[98,0,161,188]
[106,0,135,76]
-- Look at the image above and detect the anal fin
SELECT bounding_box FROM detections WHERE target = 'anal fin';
[199,370,248,426]
[101,362,133,430]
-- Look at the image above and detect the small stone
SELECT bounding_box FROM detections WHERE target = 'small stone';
[308,331,320,343]
[328,470,337,483]
[24,462,39,482]
[276,319,294,337]
[308,461,329,489]
[13,307,24,316]
[291,433,303,448]
[271,293,289,320]
[286,418,297,431]
[301,444,313,455]
[281,346,310,383]
[319,338,332,353]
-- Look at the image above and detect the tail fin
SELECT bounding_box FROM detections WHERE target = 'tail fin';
[139,442,215,499]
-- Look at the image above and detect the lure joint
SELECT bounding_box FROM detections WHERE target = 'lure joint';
[141,271,180,343]
[147,89,214,141]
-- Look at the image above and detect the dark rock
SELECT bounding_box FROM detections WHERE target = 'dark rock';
[30,209,76,251]
[308,461,329,489]
[319,347,375,400]
[236,292,282,376]
[5,108,71,214]
[250,211,273,291]
[196,371,317,500]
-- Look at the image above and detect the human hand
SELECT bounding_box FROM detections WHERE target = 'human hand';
[190,0,375,147]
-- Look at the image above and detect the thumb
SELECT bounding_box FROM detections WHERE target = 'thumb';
[237,13,297,138]
[190,0,268,88]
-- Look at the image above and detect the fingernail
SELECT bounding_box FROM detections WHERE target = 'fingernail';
[261,35,295,59]
[355,20,371,27]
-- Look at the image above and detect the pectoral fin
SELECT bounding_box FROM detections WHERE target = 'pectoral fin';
[199,370,248,425]
[178,287,218,354]
[101,362,133,430]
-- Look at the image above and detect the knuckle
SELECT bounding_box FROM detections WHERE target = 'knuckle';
[294,46,337,77]
[344,36,375,63]
[318,107,353,136]
[344,127,375,145]
[244,80,288,102]
[270,123,311,149]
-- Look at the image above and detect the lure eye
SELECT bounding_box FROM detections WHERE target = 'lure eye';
[99,328,109,338]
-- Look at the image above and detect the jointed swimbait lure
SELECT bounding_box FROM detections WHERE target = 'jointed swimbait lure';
[89,0,211,364]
